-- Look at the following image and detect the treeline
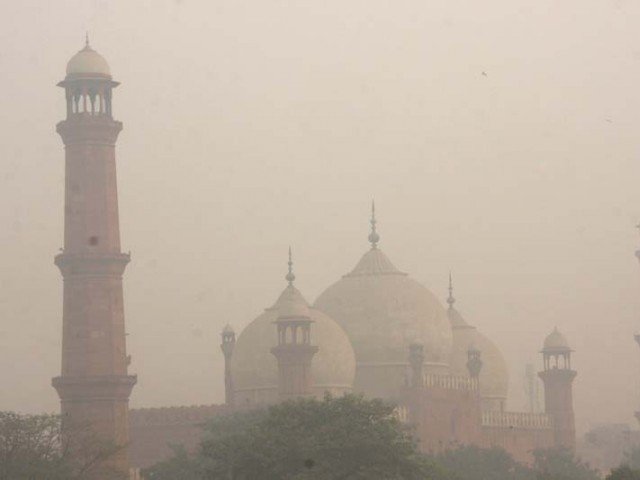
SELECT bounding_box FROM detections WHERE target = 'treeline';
[141,395,640,480]
[2,397,639,480]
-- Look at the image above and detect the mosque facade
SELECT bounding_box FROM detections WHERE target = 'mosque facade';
[52,42,578,476]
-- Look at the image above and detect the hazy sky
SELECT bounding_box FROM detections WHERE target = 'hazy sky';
[1,0,639,435]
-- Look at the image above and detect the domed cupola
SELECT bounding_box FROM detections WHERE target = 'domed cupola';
[230,250,356,406]
[314,203,453,400]
[66,36,112,79]
[446,275,509,412]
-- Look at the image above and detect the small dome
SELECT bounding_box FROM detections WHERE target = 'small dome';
[276,285,311,319]
[543,327,571,352]
[231,286,356,406]
[66,42,111,79]
[448,306,509,411]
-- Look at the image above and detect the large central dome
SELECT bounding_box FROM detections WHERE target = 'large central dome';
[314,211,452,400]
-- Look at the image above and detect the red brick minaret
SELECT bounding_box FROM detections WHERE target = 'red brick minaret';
[52,37,136,477]
[538,328,576,450]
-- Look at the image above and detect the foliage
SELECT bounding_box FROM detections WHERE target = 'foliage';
[532,447,599,480]
[623,448,640,470]
[0,411,126,480]
[146,394,448,480]
[607,466,640,480]
[142,444,201,480]
[433,444,535,480]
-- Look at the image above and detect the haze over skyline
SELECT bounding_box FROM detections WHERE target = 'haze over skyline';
[1,0,639,436]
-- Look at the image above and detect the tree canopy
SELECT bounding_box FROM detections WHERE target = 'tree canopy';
[607,466,640,480]
[144,394,447,480]
[0,411,126,480]
[532,447,599,480]
[433,444,535,480]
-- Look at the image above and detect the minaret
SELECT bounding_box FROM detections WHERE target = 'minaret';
[634,225,640,424]
[220,324,236,407]
[51,38,136,477]
[408,342,425,387]
[271,248,319,399]
[466,344,483,380]
[538,328,576,450]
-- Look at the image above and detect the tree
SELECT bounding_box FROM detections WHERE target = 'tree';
[607,466,640,480]
[145,394,450,480]
[433,445,535,480]
[142,445,201,480]
[0,411,126,480]
[622,447,640,470]
[532,447,599,480]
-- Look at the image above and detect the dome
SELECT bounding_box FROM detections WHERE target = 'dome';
[276,284,311,319]
[447,305,509,411]
[543,327,571,353]
[231,285,356,406]
[314,247,453,399]
[66,41,111,79]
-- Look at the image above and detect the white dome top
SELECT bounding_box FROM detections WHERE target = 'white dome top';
[447,305,509,408]
[314,247,453,369]
[543,327,571,352]
[66,42,111,79]
[230,285,356,405]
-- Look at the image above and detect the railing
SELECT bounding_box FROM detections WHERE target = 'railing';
[482,411,553,430]
[421,374,479,391]
[129,404,227,426]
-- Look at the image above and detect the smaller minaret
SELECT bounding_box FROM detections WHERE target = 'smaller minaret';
[538,328,577,450]
[271,249,319,399]
[634,224,640,424]
[466,344,483,379]
[220,324,236,407]
[408,342,425,387]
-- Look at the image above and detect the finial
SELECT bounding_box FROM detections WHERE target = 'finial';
[447,271,455,308]
[368,199,380,248]
[85,32,90,48]
[285,246,296,287]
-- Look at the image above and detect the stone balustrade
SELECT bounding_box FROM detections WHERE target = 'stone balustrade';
[482,411,553,430]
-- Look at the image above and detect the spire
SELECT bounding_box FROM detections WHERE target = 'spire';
[447,272,455,308]
[286,246,296,287]
[368,200,380,249]
[85,32,90,48]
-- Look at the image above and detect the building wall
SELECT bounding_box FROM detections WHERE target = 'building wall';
[401,376,483,453]
[129,405,228,470]
[482,425,555,464]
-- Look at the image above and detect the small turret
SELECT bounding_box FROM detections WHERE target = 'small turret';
[466,344,483,379]
[538,327,576,450]
[271,249,319,399]
[220,324,236,406]
[408,342,425,387]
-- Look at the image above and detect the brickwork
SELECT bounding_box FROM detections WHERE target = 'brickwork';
[53,58,135,478]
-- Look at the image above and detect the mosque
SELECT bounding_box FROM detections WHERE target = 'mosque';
[51,41,578,477]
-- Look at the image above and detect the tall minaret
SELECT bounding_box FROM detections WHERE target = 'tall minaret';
[538,328,576,450]
[51,38,136,477]
[220,324,236,406]
[271,249,319,399]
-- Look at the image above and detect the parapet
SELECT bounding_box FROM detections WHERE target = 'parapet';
[482,411,553,430]
[129,404,228,427]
